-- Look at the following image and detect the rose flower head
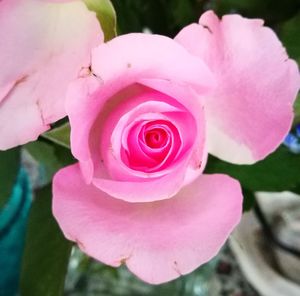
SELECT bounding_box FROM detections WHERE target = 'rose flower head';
[53,11,299,284]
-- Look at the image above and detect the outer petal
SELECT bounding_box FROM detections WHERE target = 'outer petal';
[91,33,215,95]
[0,0,103,150]
[53,164,242,284]
[176,11,300,164]
[92,161,190,203]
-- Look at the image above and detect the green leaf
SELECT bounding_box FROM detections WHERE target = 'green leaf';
[20,186,72,296]
[205,146,300,192]
[42,123,71,149]
[84,0,117,41]
[0,147,20,208]
[279,12,300,62]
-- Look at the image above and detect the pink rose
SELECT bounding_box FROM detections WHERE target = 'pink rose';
[53,11,299,284]
[0,0,103,150]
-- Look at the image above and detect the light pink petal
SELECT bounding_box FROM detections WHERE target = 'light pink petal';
[65,76,103,182]
[91,160,190,203]
[176,11,300,164]
[53,164,243,284]
[91,33,215,95]
[0,0,103,150]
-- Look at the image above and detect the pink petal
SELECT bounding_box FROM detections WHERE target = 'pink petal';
[65,76,102,183]
[176,11,300,164]
[91,160,190,203]
[53,164,242,284]
[91,33,215,95]
[0,0,103,150]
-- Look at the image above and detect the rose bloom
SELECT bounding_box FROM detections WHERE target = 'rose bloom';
[0,0,103,150]
[53,11,299,284]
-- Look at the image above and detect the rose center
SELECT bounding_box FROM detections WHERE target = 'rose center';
[144,128,168,148]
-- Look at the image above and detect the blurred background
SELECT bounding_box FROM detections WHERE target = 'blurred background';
[0,0,300,295]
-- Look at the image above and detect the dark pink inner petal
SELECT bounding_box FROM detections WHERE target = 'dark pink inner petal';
[139,124,172,162]
[145,128,167,148]
[121,119,182,173]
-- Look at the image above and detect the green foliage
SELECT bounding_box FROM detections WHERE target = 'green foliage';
[0,148,20,209]
[279,12,300,63]
[24,141,62,184]
[42,123,71,149]
[291,184,300,195]
[111,0,205,36]
[24,140,76,185]
[205,146,300,192]
[242,188,256,212]
[84,0,117,41]
[213,0,300,25]
[20,186,72,296]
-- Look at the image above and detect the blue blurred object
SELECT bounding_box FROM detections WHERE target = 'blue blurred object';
[0,169,31,296]
[296,125,300,138]
[283,124,300,153]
